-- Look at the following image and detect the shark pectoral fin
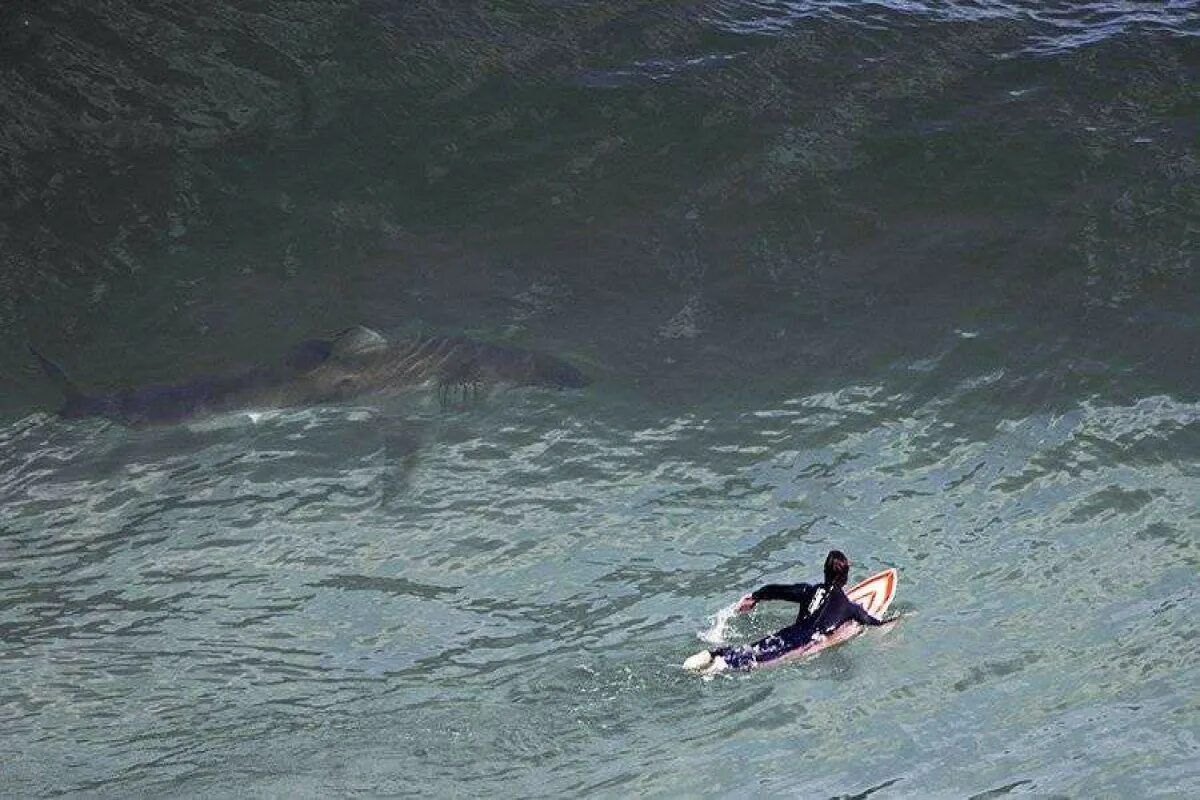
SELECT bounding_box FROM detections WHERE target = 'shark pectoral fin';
[331,325,389,360]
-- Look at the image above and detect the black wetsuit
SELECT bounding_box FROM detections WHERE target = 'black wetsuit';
[713,582,884,670]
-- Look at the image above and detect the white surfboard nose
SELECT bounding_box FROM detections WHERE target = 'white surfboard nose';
[683,650,714,671]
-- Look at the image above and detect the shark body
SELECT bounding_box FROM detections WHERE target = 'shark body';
[31,326,588,427]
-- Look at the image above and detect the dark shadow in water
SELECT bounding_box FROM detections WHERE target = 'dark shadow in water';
[828,776,902,800]
[968,779,1034,799]
[310,574,458,600]
[952,651,1043,693]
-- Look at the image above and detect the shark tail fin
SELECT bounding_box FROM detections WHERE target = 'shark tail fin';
[29,347,87,413]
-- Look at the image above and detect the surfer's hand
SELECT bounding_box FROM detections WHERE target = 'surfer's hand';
[735,594,757,614]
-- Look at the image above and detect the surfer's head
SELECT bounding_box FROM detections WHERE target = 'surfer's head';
[823,550,850,587]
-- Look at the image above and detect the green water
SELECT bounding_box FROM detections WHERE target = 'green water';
[1,2,1198,797]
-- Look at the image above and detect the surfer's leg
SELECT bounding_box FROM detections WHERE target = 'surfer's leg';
[710,645,756,670]
[745,630,812,666]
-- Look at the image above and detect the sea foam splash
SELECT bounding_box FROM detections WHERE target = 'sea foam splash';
[699,601,741,645]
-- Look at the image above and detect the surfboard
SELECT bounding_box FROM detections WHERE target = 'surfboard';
[683,568,898,674]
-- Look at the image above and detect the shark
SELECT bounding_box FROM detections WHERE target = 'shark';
[30,326,589,427]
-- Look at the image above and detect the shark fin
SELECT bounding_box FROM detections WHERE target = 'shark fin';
[331,325,388,360]
[29,347,94,417]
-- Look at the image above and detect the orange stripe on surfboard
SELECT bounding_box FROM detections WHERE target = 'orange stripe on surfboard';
[846,568,897,617]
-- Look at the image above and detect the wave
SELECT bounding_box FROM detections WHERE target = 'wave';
[705,0,1200,55]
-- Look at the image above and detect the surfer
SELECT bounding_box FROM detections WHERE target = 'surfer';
[684,550,889,672]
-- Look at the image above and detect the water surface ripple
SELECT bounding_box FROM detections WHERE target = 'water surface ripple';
[2,362,1196,796]
[707,0,1200,54]
[1,0,1198,796]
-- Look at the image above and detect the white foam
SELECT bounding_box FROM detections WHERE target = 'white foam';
[698,601,739,645]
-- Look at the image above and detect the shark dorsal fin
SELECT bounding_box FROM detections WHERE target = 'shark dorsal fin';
[331,326,388,360]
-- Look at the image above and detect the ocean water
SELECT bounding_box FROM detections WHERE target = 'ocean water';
[1,1,1198,797]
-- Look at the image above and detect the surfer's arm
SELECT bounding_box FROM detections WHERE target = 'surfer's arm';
[849,601,886,626]
[752,583,814,604]
[735,583,813,613]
